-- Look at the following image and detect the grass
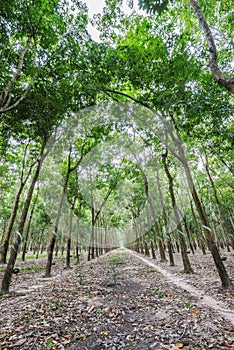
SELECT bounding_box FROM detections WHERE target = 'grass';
[20,266,43,272]
[16,253,48,260]
[106,256,125,265]
[147,289,165,298]
[0,265,43,273]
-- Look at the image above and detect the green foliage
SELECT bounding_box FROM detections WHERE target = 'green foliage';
[138,0,170,14]
[107,256,125,265]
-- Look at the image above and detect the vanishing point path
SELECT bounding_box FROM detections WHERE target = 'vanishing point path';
[0,248,233,349]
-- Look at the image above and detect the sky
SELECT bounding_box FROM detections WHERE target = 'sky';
[84,0,144,41]
[85,0,106,16]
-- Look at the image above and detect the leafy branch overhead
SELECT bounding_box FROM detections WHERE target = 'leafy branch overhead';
[138,0,234,94]
[0,0,233,296]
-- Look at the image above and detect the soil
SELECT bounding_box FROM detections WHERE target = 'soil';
[0,248,233,350]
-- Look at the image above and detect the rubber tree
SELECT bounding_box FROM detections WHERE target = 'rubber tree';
[139,166,167,262]
[203,154,234,248]
[1,137,48,293]
[45,143,86,277]
[0,143,37,263]
[21,187,40,261]
[162,149,193,273]
[156,168,175,266]
[167,126,233,288]
[87,162,125,260]
[45,123,112,276]
[138,0,234,94]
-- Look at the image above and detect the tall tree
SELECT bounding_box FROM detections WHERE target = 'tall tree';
[138,0,234,94]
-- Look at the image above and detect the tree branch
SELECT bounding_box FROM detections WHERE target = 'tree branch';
[0,74,37,113]
[0,35,33,110]
[189,0,234,94]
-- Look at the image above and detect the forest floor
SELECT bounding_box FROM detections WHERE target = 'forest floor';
[0,248,233,350]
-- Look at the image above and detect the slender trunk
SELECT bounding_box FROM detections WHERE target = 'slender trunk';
[90,207,95,260]
[140,167,166,262]
[170,129,233,288]
[189,0,234,94]
[45,144,85,276]
[156,169,175,266]
[191,203,206,254]
[45,172,69,277]
[150,239,156,259]
[0,144,35,264]
[22,188,39,261]
[187,164,233,288]
[162,150,193,273]
[66,208,73,269]
[75,215,80,263]
[183,216,195,254]
[205,157,232,247]
[0,186,24,264]
[88,186,116,260]
[36,227,45,259]
[45,228,56,277]
[144,239,150,256]
[1,145,46,293]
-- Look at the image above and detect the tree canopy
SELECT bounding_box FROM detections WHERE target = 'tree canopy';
[0,0,233,292]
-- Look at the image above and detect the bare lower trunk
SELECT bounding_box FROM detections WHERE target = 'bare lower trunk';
[66,207,74,269]
[167,237,175,267]
[45,233,56,277]
[150,240,156,259]
[162,150,193,274]
[171,130,233,288]
[0,187,23,264]
[1,146,46,294]
[22,188,39,261]
[144,239,150,256]
[191,203,206,254]
[140,166,166,262]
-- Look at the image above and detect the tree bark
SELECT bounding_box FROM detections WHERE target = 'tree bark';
[169,128,233,288]
[66,208,73,269]
[0,144,35,263]
[140,166,167,262]
[162,150,194,273]
[204,156,233,247]
[1,143,46,293]
[156,169,175,266]
[189,0,234,94]
[22,188,39,261]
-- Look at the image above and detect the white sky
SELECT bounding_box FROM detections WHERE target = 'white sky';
[84,0,144,41]
[85,0,106,16]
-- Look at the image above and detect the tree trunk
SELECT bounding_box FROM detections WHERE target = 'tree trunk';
[150,239,156,259]
[189,0,234,94]
[140,166,166,262]
[162,150,193,274]
[205,156,233,248]
[183,216,195,254]
[1,145,46,293]
[22,188,39,261]
[36,227,46,259]
[0,144,35,264]
[45,230,56,277]
[45,171,69,277]
[66,207,73,269]
[144,239,150,256]
[191,203,206,254]
[170,129,233,288]
[156,169,175,266]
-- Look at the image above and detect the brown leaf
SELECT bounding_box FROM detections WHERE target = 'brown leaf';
[220,341,233,348]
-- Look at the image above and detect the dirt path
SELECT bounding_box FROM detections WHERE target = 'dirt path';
[0,248,233,349]
[125,248,234,327]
